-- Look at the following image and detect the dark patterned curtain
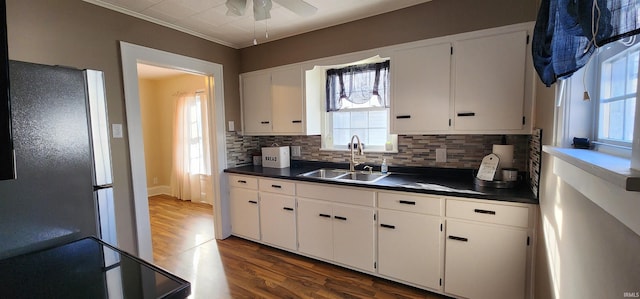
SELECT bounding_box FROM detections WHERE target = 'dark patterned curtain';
[325,61,390,112]
[532,0,640,86]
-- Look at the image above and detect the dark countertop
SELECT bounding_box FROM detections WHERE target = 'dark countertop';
[0,237,190,299]
[225,161,538,205]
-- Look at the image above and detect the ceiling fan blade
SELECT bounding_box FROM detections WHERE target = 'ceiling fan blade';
[273,0,317,17]
[225,0,247,16]
[253,0,272,21]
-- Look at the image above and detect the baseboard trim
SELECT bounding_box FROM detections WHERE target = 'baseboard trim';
[147,185,171,197]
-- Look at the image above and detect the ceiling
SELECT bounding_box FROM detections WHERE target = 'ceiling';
[84,0,432,49]
[137,63,198,79]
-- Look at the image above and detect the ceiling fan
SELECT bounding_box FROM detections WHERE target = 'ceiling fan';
[225,0,318,21]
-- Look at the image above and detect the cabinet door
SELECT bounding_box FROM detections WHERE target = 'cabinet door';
[392,43,452,133]
[259,193,297,250]
[229,187,260,240]
[378,210,442,290]
[445,220,527,299]
[453,30,527,131]
[241,72,272,134]
[297,198,333,261]
[332,203,375,272]
[271,66,304,134]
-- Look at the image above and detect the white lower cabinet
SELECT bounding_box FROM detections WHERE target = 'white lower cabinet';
[297,198,333,261]
[297,198,376,272]
[258,179,297,250]
[227,175,534,299]
[259,192,296,250]
[332,203,375,271]
[378,209,442,290]
[229,186,260,240]
[444,198,530,299]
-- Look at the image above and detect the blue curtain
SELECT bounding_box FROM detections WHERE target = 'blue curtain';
[532,0,640,86]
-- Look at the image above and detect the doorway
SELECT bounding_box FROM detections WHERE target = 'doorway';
[120,42,230,262]
[137,64,216,261]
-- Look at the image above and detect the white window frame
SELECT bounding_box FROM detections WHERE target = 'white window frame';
[187,94,206,174]
[325,107,396,152]
[556,37,640,169]
[594,40,639,151]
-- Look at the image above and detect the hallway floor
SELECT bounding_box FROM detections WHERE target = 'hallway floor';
[148,195,449,299]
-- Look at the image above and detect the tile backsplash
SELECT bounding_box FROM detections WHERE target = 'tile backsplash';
[226,132,529,171]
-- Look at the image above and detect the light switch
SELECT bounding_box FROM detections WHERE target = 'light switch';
[436,148,447,163]
[112,124,123,139]
[228,121,235,131]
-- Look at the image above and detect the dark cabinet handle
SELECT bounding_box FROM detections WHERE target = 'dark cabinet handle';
[261,121,270,124]
[474,209,496,215]
[248,200,258,204]
[237,180,247,184]
[380,224,396,229]
[396,115,411,119]
[283,207,294,211]
[448,236,468,242]
[334,216,347,221]
[399,200,416,205]
[271,184,282,189]
[292,120,302,123]
[457,112,476,117]
[319,213,331,218]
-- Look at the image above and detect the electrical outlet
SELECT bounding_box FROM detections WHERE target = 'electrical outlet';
[153,177,158,185]
[436,148,447,163]
[291,146,301,157]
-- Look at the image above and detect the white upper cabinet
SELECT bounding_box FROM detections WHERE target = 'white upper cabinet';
[271,65,304,133]
[241,64,320,135]
[453,30,529,132]
[241,23,534,136]
[391,42,452,134]
[241,72,272,134]
[388,24,533,134]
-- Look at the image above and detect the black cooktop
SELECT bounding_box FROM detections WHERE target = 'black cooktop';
[0,237,190,299]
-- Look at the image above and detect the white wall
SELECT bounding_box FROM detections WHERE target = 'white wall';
[538,155,640,299]
[535,78,640,298]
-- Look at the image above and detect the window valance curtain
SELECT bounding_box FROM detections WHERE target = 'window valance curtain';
[532,0,640,86]
[326,61,390,112]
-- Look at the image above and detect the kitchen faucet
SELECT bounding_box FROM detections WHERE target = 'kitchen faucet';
[349,134,364,172]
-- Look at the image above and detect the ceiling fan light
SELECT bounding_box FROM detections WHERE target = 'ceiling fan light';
[253,0,272,21]
[225,0,246,16]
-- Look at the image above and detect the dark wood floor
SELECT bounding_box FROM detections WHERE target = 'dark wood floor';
[148,195,450,299]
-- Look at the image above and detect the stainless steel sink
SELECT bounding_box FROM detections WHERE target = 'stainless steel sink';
[339,172,387,182]
[298,168,349,179]
[298,168,388,183]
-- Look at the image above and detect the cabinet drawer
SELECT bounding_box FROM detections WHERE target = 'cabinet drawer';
[297,183,375,207]
[446,199,529,228]
[229,175,258,189]
[259,179,295,195]
[378,192,442,216]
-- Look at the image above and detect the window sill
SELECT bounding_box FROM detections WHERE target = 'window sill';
[542,146,640,192]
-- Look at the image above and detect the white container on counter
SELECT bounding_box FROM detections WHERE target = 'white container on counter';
[261,146,290,168]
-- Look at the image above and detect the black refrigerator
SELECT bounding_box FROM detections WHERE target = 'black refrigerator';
[0,60,117,259]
